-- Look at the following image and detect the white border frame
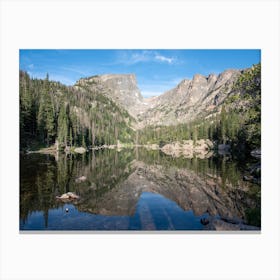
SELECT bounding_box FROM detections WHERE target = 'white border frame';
[1,0,280,279]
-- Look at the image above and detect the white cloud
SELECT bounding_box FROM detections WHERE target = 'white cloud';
[129,51,152,64]
[117,50,177,65]
[155,55,174,64]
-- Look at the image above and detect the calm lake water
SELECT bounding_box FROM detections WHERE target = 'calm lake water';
[20,148,261,231]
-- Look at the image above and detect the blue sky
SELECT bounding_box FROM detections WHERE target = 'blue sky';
[19,49,260,98]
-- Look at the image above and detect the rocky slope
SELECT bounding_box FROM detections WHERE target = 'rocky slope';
[137,69,241,127]
[77,68,243,128]
[75,74,143,119]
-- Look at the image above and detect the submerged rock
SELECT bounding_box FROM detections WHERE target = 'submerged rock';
[218,144,231,151]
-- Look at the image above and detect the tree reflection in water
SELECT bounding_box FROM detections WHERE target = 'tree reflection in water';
[20,148,261,230]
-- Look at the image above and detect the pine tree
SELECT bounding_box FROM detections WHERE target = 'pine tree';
[37,74,55,146]
[220,106,227,144]
[57,102,69,148]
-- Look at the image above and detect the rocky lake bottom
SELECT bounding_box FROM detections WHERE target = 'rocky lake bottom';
[20,148,261,231]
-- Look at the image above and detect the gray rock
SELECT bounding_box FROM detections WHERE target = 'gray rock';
[251,149,261,158]
[218,144,231,151]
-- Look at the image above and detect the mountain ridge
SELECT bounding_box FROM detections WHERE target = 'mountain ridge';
[75,68,243,128]
[20,63,261,152]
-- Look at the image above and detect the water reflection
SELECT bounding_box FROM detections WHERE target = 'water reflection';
[20,148,261,230]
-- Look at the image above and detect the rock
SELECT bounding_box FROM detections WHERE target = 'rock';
[59,193,70,199]
[239,224,260,230]
[209,218,260,231]
[218,144,231,151]
[56,192,80,201]
[74,147,86,154]
[161,139,214,157]
[75,176,87,183]
[243,175,254,181]
[243,174,260,184]
[249,162,261,177]
[205,139,214,149]
[218,149,231,156]
[67,192,80,199]
[194,139,210,152]
[251,149,261,158]
[212,219,240,230]
[200,218,209,225]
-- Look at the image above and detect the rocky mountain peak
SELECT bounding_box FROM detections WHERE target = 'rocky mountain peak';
[193,73,207,83]
[215,69,240,88]
[135,68,242,127]
[76,73,143,118]
[76,68,244,128]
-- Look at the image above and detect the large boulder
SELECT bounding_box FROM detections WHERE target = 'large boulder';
[161,139,214,157]
[194,139,212,152]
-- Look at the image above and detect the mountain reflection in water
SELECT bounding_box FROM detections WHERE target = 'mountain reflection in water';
[20,148,261,231]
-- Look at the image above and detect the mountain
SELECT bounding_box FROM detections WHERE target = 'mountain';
[136,69,241,127]
[76,68,246,128]
[20,63,261,152]
[75,74,143,118]
[19,71,137,149]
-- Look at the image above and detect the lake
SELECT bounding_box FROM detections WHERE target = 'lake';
[20,148,261,231]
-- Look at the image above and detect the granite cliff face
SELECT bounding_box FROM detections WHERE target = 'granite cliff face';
[75,74,143,118]
[137,69,241,127]
[77,68,242,128]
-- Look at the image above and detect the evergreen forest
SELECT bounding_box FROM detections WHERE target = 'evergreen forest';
[20,63,261,153]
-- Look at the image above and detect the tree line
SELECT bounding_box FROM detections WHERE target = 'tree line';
[138,63,261,152]
[20,71,135,150]
[20,63,260,153]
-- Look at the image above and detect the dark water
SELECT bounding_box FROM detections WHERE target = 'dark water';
[20,148,261,231]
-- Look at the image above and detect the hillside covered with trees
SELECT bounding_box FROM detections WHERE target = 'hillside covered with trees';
[20,71,136,150]
[138,63,261,153]
[20,63,260,153]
